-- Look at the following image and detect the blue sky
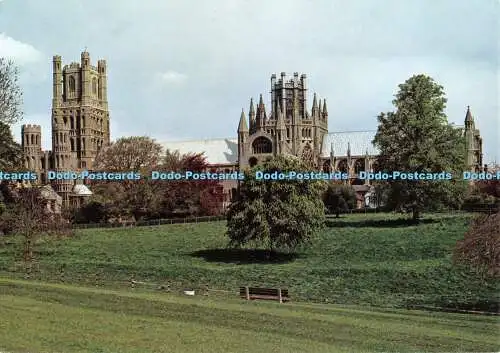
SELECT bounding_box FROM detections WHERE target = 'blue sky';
[1,0,498,163]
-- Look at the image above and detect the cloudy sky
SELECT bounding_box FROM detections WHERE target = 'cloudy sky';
[1,0,499,163]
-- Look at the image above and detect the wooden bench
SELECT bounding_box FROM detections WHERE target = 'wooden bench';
[240,286,289,303]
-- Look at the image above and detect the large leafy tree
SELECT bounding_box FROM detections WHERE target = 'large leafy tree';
[89,136,164,221]
[158,150,224,217]
[226,155,325,254]
[373,74,467,221]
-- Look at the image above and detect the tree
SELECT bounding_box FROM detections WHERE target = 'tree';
[0,58,23,125]
[1,187,73,275]
[373,74,468,221]
[0,121,22,170]
[93,136,163,171]
[323,183,356,217]
[159,150,224,217]
[453,210,499,279]
[226,155,325,255]
[91,136,164,221]
[0,58,23,170]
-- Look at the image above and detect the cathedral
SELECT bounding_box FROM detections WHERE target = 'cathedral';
[20,52,484,210]
[162,72,484,208]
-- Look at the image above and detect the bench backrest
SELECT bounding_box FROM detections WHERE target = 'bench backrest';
[239,287,289,297]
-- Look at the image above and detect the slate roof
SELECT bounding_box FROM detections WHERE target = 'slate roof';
[161,131,379,165]
[321,131,378,157]
[162,138,239,165]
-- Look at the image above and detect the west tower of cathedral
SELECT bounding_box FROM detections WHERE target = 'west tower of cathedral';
[21,51,109,205]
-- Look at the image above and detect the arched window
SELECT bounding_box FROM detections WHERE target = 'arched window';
[30,135,34,145]
[249,157,258,167]
[337,159,348,173]
[354,159,364,174]
[92,77,98,94]
[68,76,76,93]
[323,160,331,173]
[252,137,272,154]
[301,144,314,167]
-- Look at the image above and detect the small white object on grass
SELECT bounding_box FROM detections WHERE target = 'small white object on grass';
[184,290,195,296]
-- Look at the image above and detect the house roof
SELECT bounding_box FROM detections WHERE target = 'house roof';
[73,184,93,196]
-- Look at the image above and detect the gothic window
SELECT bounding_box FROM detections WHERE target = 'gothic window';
[31,135,34,145]
[301,144,314,167]
[252,137,272,154]
[286,128,290,138]
[68,76,76,93]
[323,160,331,173]
[354,159,364,174]
[92,78,98,95]
[337,159,348,173]
[249,157,258,167]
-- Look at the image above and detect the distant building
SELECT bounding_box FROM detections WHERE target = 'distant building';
[21,51,109,206]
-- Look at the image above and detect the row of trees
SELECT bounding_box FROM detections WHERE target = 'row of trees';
[72,138,225,223]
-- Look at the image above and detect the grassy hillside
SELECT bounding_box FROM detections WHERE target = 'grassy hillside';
[0,278,498,353]
[0,213,497,309]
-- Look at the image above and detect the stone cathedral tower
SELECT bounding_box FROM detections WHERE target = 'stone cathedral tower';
[238,72,328,169]
[21,50,110,205]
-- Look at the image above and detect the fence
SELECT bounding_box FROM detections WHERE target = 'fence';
[72,215,226,229]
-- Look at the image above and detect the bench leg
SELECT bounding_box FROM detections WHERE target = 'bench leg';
[278,288,282,303]
[245,286,250,300]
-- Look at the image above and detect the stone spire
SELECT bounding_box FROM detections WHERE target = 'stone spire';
[249,98,255,129]
[465,105,474,129]
[312,93,318,116]
[322,99,328,116]
[238,109,248,132]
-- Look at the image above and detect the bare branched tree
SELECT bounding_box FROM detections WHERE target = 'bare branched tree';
[4,187,73,276]
[0,58,23,125]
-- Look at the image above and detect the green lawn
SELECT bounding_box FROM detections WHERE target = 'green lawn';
[0,212,496,309]
[0,278,498,353]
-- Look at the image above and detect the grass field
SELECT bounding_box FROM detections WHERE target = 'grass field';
[0,213,497,309]
[1,278,499,353]
[0,213,499,352]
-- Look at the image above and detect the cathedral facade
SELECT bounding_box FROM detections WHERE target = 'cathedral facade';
[21,51,109,206]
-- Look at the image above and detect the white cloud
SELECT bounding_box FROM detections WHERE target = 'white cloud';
[0,33,42,65]
[157,70,187,84]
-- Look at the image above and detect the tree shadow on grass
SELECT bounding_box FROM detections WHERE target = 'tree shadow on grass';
[189,248,299,264]
[325,217,439,228]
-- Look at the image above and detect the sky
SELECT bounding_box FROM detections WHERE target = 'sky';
[1,0,499,164]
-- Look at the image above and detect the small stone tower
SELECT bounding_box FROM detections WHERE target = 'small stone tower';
[464,106,483,172]
[237,72,328,169]
[21,124,42,176]
[51,50,110,204]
